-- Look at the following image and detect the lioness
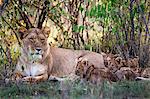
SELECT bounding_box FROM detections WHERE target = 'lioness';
[14,28,105,82]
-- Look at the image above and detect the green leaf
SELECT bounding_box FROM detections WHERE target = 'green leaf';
[72,25,78,33]
[101,4,106,18]
[84,44,92,50]
[90,6,96,17]
[79,6,84,13]
[140,4,145,12]
[111,0,117,4]
[79,25,84,32]
[112,27,117,34]
[86,10,89,17]
[108,2,112,12]
[97,4,101,17]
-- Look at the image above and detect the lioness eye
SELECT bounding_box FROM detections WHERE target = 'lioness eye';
[41,39,45,42]
[41,39,45,41]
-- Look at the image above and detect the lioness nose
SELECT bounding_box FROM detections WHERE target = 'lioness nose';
[36,48,41,52]
[75,70,79,75]
[83,74,86,78]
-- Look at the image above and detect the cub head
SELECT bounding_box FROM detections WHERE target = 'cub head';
[18,27,50,62]
[75,60,85,77]
[75,58,90,78]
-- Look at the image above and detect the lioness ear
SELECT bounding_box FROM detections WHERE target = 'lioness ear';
[18,27,28,40]
[42,27,50,38]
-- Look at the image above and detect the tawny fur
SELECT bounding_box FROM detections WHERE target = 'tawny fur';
[75,59,113,84]
[14,28,105,82]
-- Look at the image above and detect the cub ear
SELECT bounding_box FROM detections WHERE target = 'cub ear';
[18,27,28,40]
[42,27,50,38]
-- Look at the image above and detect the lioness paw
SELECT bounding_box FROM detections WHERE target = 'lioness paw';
[22,76,36,83]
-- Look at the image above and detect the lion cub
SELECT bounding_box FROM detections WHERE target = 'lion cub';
[75,58,111,84]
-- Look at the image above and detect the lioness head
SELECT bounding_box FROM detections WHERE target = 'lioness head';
[19,28,50,62]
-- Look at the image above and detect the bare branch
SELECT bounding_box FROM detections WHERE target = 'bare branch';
[1,16,21,46]
[135,0,149,44]
[37,0,49,29]
[16,0,34,29]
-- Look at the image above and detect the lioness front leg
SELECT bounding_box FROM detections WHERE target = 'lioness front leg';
[22,73,48,83]
[33,73,48,82]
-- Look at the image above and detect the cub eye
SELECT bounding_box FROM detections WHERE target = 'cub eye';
[29,38,33,40]
[29,38,34,42]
